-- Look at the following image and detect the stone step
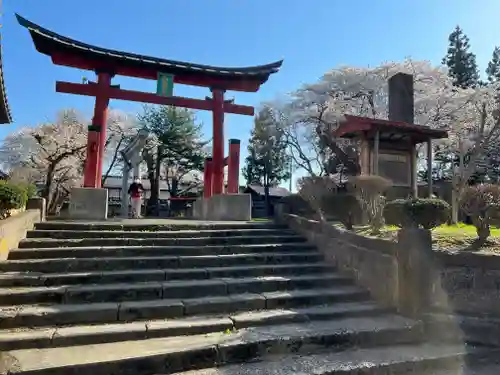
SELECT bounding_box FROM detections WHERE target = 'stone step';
[0,274,351,305]
[0,287,370,328]
[0,251,323,273]
[26,228,294,240]
[9,242,316,260]
[0,263,333,287]
[2,315,423,375]
[0,302,387,350]
[170,344,497,375]
[18,234,305,249]
[34,221,285,232]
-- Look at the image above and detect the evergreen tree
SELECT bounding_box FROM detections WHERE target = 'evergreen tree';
[442,26,480,88]
[243,106,290,187]
[243,106,291,214]
[138,105,206,215]
[486,46,500,83]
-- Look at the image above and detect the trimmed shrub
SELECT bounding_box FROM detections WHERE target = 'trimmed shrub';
[297,176,338,221]
[461,184,500,242]
[384,198,451,230]
[348,175,391,234]
[327,193,361,230]
[384,199,412,228]
[407,198,451,229]
[0,181,28,219]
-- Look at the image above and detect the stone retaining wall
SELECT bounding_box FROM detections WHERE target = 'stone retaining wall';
[0,198,45,260]
[278,211,500,346]
[433,252,500,318]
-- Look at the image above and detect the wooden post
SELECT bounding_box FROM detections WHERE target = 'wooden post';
[227,139,240,194]
[203,157,213,199]
[411,146,418,197]
[373,130,380,175]
[360,134,370,174]
[427,139,433,197]
[211,88,225,195]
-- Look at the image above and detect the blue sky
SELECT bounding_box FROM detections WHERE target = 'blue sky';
[3,0,500,188]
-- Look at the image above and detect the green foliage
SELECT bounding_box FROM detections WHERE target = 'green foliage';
[384,198,451,230]
[486,46,500,84]
[138,105,207,204]
[0,181,28,218]
[384,199,412,228]
[16,183,38,199]
[243,106,291,186]
[442,25,479,88]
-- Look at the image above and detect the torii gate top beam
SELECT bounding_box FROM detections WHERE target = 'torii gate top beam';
[16,14,283,93]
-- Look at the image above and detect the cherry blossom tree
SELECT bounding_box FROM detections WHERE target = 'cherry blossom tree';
[436,85,500,222]
[0,108,137,213]
[101,109,139,184]
[273,59,475,177]
[0,109,87,211]
[267,59,500,222]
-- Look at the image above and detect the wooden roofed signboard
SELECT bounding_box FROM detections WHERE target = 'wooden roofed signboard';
[16,13,283,206]
[335,73,448,198]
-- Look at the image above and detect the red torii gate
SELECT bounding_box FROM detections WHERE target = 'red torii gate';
[17,14,282,197]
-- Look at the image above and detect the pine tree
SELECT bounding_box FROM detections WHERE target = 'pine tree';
[486,46,500,83]
[442,26,480,88]
[243,106,290,187]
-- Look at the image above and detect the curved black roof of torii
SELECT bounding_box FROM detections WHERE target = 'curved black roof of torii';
[0,34,12,124]
[16,14,283,90]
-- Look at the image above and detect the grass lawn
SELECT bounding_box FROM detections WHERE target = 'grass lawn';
[334,222,500,254]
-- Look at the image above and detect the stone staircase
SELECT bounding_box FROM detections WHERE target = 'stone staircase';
[0,220,497,375]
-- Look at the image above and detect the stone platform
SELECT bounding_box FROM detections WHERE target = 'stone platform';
[193,194,252,221]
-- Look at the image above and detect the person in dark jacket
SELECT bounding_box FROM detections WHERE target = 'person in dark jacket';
[128,179,145,218]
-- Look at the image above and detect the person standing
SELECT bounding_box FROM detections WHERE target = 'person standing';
[128,178,145,219]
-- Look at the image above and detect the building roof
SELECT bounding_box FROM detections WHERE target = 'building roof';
[246,185,291,198]
[0,33,12,124]
[335,115,448,144]
[16,14,283,93]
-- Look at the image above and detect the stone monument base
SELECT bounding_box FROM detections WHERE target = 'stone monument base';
[69,188,108,220]
[193,194,251,221]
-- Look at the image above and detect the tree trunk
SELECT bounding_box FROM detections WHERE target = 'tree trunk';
[451,186,459,224]
[42,162,56,208]
[473,217,491,243]
[147,170,158,217]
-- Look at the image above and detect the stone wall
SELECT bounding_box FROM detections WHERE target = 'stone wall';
[428,252,500,346]
[433,252,500,317]
[278,211,500,346]
[0,202,44,260]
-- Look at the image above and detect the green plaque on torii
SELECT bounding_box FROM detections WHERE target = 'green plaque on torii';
[156,72,174,97]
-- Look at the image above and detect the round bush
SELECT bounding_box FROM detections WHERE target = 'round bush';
[384,199,412,228]
[0,181,28,213]
[384,198,450,229]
